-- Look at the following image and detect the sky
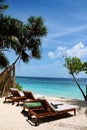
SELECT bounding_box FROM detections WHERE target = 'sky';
[3,0,87,78]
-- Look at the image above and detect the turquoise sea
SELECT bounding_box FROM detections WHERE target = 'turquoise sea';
[16,77,87,100]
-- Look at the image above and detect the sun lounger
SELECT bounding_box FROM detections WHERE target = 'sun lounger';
[27,99,76,126]
[22,90,45,111]
[4,88,25,105]
[23,99,63,112]
[23,90,45,100]
[23,90,36,100]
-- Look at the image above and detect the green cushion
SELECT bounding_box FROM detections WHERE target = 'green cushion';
[24,102,41,108]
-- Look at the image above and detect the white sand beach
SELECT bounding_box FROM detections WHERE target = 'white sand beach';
[0,96,87,130]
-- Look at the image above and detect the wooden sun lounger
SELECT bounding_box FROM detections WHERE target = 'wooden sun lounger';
[23,90,45,101]
[23,90,36,100]
[27,99,76,126]
[21,90,45,109]
[4,88,25,105]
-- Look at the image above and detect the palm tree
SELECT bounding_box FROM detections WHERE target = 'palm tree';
[0,0,47,96]
[14,16,47,64]
[0,0,9,68]
[0,0,8,14]
[0,15,47,66]
[0,15,47,96]
[0,15,23,68]
[0,0,47,69]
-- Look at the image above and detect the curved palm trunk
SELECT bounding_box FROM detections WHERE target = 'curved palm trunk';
[12,37,27,66]
[0,41,25,94]
[12,55,20,65]
[72,73,87,101]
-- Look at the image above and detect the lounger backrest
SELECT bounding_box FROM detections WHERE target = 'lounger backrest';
[10,88,21,97]
[40,99,56,112]
[23,91,35,100]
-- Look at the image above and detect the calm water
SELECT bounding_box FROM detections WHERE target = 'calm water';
[16,77,87,100]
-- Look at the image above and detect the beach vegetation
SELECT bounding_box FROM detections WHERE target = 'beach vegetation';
[64,57,87,101]
[16,83,22,91]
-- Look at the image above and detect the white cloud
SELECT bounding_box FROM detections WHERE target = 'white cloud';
[48,52,55,59]
[48,42,87,59]
[66,42,87,58]
[56,47,67,56]
[48,47,67,59]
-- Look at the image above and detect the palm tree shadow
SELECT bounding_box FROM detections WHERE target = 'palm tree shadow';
[63,99,87,117]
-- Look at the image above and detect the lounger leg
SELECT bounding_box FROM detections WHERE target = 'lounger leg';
[3,98,6,103]
[35,117,39,126]
[28,109,31,120]
[74,109,76,116]
[22,107,25,112]
[16,101,19,106]
[28,113,31,120]
[12,101,14,105]
[3,97,8,103]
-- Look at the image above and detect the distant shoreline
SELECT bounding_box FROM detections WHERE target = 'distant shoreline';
[16,76,87,80]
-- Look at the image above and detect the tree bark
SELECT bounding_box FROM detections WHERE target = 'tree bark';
[72,74,87,101]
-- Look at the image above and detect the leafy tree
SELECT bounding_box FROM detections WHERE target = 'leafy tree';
[0,0,47,68]
[0,0,47,69]
[0,15,23,68]
[14,16,47,64]
[0,0,47,95]
[0,0,8,14]
[0,52,9,68]
[64,57,87,101]
[0,0,10,68]
[0,15,47,66]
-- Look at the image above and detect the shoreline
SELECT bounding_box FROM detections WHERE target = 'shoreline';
[0,96,87,130]
[46,95,85,101]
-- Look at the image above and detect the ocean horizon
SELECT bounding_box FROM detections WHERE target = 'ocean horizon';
[16,76,87,100]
